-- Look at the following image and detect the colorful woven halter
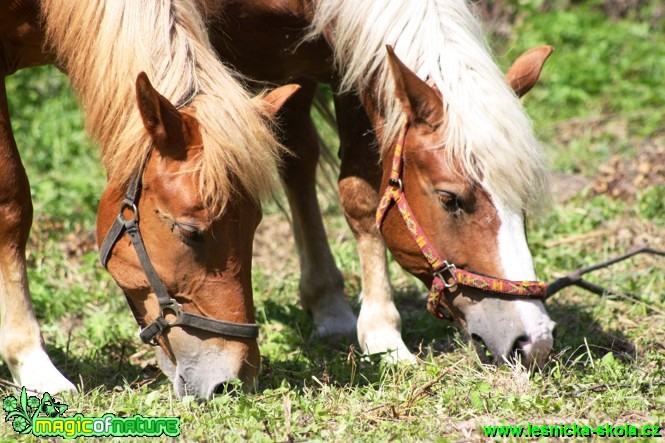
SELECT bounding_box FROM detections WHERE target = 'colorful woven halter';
[376,118,548,320]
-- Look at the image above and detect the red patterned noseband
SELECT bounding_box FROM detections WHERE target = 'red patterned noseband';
[375,118,548,320]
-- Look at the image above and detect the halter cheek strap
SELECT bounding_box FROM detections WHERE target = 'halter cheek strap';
[99,168,259,345]
[376,118,548,320]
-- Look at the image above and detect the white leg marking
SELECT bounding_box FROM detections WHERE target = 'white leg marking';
[0,255,76,393]
[356,235,416,363]
[306,287,358,339]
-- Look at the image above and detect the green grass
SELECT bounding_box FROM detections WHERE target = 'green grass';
[1,3,664,441]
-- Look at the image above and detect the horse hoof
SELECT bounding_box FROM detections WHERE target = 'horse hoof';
[359,328,418,364]
[9,349,77,395]
[309,296,357,342]
[313,313,357,343]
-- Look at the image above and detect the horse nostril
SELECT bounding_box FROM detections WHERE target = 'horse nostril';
[510,335,530,364]
[515,334,530,348]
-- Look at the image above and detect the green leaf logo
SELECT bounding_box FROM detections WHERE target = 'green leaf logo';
[4,387,33,434]
[27,396,40,409]
[3,387,69,435]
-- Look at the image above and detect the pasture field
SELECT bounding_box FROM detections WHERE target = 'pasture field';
[1,1,663,441]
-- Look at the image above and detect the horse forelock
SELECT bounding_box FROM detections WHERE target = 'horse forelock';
[307,0,551,212]
[41,0,283,214]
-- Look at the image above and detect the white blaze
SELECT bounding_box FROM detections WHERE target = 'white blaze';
[492,195,536,281]
[491,193,555,363]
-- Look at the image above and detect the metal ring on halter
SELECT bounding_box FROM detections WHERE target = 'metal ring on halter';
[118,201,139,223]
[160,299,184,326]
[389,178,403,191]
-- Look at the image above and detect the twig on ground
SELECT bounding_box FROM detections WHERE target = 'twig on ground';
[253,388,290,402]
[364,403,389,413]
[546,245,665,299]
[0,377,21,390]
[572,383,636,396]
[405,371,449,412]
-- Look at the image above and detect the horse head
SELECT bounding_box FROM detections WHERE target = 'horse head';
[97,73,298,398]
[378,46,555,367]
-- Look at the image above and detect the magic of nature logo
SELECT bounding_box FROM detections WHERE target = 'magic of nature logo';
[4,387,180,439]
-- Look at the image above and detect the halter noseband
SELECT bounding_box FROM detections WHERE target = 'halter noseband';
[376,118,548,320]
[99,166,259,345]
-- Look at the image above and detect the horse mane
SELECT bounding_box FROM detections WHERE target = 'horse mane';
[307,0,550,210]
[41,0,283,214]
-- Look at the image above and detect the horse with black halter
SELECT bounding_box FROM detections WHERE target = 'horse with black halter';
[0,0,296,398]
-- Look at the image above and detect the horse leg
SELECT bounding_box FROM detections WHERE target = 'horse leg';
[0,78,75,392]
[280,79,357,339]
[335,92,416,362]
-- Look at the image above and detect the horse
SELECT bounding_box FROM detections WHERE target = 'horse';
[3,0,555,399]
[196,0,556,367]
[0,0,297,398]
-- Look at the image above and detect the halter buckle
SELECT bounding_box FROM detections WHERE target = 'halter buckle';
[160,299,184,326]
[435,260,458,289]
[138,326,158,346]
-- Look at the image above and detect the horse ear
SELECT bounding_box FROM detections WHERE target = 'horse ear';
[386,45,443,129]
[255,84,301,117]
[505,46,554,98]
[135,72,183,151]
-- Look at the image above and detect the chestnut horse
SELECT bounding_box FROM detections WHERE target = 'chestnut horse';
[0,0,296,398]
[199,0,556,366]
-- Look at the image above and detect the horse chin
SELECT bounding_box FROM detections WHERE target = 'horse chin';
[156,347,177,382]
[456,295,555,368]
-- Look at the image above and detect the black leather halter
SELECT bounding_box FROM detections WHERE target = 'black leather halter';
[99,168,259,345]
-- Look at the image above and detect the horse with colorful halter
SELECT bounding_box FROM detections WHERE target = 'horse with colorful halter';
[0,0,297,398]
[201,0,556,368]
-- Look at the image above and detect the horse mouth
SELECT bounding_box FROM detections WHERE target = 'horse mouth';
[471,333,494,364]
[471,333,532,366]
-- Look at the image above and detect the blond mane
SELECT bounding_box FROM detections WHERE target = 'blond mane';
[42,0,283,213]
[307,0,550,210]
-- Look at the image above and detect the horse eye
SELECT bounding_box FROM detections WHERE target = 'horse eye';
[173,222,203,242]
[437,191,462,213]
